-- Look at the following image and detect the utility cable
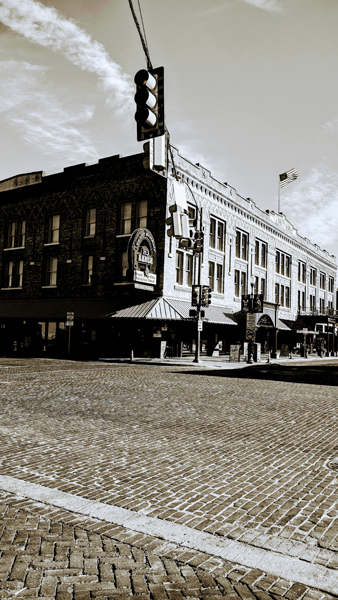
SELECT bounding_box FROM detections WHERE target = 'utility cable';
[127,0,152,70]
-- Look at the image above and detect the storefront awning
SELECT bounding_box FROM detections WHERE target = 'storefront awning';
[0,298,122,320]
[111,297,237,325]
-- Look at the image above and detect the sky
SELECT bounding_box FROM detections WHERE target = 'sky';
[0,0,337,256]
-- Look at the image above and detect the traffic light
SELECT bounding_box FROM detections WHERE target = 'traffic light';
[194,231,204,253]
[192,285,200,307]
[201,286,212,307]
[179,238,194,250]
[134,67,164,142]
[165,206,182,238]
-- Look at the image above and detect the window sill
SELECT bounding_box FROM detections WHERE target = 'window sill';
[3,247,25,251]
[44,242,59,247]
[1,287,22,290]
[41,285,57,289]
[83,235,95,239]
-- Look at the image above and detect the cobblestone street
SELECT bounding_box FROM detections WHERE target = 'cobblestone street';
[1,358,338,598]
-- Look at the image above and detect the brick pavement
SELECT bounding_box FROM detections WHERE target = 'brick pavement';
[0,489,336,600]
[1,358,338,595]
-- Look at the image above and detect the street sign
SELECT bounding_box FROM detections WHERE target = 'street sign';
[67,312,74,320]
[197,320,203,331]
[246,328,256,340]
[246,313,256,328]
[66,321,74,327]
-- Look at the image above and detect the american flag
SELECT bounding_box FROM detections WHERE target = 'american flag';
[279,168,299,188]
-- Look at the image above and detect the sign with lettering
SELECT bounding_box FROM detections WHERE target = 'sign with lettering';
[230,344,240,362]
[246,313,256,328]
[128,228,157,288]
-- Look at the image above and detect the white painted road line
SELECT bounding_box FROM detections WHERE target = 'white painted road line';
[0,475,337,595]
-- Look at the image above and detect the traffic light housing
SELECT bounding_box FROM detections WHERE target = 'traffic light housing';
[194,231,204,253]
[192,285,200,307]
[134,67,164,142]
[201,286,212,307]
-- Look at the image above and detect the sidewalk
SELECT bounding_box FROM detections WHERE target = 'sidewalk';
[99,354,338,370]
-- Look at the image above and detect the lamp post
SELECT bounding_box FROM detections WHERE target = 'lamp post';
[272,302,280,358]
[247,282,255,364]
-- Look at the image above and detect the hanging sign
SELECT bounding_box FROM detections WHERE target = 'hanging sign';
[128,228,157,287]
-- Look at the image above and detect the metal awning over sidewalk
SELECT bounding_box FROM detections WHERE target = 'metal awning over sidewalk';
[0,298,122,320]
[110,297,237,325]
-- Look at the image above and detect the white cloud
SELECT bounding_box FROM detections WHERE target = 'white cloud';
[0,0,134,117]
[239,0,282,12]
[0,60,99,163]
[282,164,338,254]
[323,118,338,133]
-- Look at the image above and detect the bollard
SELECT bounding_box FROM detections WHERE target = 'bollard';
[289,352,293,359]
[266,351,270,363]
[130,349,134,362]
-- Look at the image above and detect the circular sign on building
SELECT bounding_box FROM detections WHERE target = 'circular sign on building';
[128,228,157,287]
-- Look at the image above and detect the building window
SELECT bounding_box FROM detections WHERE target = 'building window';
[285,286,290,308]
[298,261,306,283]
[240,271,246,296]
[209,261,215,291]
[85,209,96,237]
[121,203,132,235]
[6,220,26,249]
[276,250,291,277]
[319,297,325,313]
[310,294,316,312]
[83,255,93,284]
[186,254,193,287]
[47,215,60,244]
[216,264,223,293]
[176,251,184,285]
[210,218,216,249]
[236,230,248,261]
[45,258,57,287]
[320,272,325,290]
[121,251,128,279]
[310,267,316,286]
[3,259,23,288]
[254,276,259,294]
[235,270,240,297]
[280,285,285,307]
[298,290,305,312]
[255,240,267,268]
[217,221,224,252]
[137,200,147,229]
[329,276,334,293]
[261,278,266,299]
[275,283,279,304]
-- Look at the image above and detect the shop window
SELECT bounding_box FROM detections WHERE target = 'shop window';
[121,203,132,234]
[216,264,223,293]
[83,255,93,284]
[85,208,96,237]
[6,220,26,249]
[46,215,60,244]
[186,254,193,287]
[320,272,325,290]
[236,230,248,260]
[137,200,147,229]
[3,259,23,288]
[209,261,215,291]
[310,267,316,286]
[176,251,184,285]
[298,261,306,283]
[44,257,58,287]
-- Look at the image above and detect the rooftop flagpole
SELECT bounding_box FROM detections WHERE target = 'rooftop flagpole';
[278,168,299,213]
